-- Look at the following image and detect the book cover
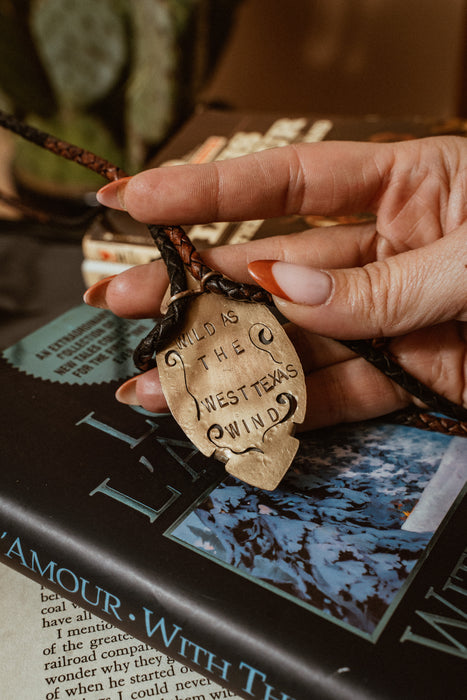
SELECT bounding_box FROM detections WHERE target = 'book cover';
[1,303,466,699]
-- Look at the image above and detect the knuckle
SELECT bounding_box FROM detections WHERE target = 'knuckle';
[347,262,394,335]
[461,346,467,409]
[345,258,420,336]
[285,145,307,214]
[210,163,224,222]
[432,342,467,408]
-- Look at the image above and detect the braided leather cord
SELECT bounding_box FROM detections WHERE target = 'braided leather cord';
[158,225,272,303]
[390,408,467,437]
[1,110,465,432]
[339,339,467,423]
[132,225,272,370]
[0,111,126,181]
[132,225,192,371]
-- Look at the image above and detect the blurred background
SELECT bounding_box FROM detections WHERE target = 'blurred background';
[203,0,467,118]
[0,0,466,190]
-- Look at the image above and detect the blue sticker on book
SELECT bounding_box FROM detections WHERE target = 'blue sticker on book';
[2,305,154,385]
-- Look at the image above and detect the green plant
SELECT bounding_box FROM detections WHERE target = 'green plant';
[0,0,240,193]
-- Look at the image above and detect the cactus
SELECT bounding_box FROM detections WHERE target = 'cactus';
[125,0,178,167]
[13,113,123,195]
[124,0,238,169]
[0,0,241,193]
[30,0,127,110]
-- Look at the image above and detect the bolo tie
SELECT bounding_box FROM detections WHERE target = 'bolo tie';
[0,110,465,491]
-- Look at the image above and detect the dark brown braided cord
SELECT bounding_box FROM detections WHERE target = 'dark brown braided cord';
[132,225,272,370]
[136,226,467,426]
[390,408,467,437]
[0,110,465,432]
[133,225,193,370]
[0,189,100,228]
[339,339,467,423]
[157,225,272,303]
[0,111,126,182]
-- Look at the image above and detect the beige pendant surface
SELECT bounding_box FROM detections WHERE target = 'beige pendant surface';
[157,291,306,490]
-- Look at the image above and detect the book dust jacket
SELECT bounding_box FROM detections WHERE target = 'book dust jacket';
[1,304,466,700]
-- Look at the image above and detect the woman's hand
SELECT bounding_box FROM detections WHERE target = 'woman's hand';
[84,136,467,430]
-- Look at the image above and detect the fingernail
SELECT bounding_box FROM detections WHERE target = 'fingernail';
[83,275,116,309]
[248,260,332,305]
[115,377,140,405]
[96,176,132,210]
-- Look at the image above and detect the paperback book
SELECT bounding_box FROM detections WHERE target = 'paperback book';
[1,304,466,699]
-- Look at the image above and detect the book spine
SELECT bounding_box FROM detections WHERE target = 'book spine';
[82,234,161,266]
[81,258,135,286]
[0,505,315,700]
[81,118,334,270]
[81,134,229,268]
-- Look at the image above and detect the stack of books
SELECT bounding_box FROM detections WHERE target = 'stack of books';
[81,109,463,286]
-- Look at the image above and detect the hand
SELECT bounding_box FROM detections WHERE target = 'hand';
[85,136,467,430]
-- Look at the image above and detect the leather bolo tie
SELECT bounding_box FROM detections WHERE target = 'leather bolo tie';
[1,110,465,491]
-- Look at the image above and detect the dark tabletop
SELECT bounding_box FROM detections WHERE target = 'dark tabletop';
[0,222,86,350]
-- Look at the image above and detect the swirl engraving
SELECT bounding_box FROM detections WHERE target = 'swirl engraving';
[261,392,297,442]
[165,349,200,420]
[248,323,282,364]
[207,424,263,456]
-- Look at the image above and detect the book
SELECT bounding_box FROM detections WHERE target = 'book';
[0,565,241,699]
[81,110,467,279]
[81,128,231,274]
[1,302,466,699]
[81,256,136,288]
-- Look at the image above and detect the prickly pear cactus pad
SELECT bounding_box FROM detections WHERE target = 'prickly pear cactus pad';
[30,0,127,110]
[126,0,178,153]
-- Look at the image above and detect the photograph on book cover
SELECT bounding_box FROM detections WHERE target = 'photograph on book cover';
[167,423,467,642]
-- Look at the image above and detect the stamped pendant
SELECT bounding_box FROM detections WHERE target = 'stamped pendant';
[157,287,306,490]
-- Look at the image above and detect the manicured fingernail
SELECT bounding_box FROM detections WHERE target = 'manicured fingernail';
[83,275,116,309]
[248,260,332,306]
[115,377,140,405]
[96,176,132,210]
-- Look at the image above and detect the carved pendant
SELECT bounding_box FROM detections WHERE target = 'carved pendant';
[157,289,306,490]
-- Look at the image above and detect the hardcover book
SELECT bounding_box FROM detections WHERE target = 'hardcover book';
[1,304,466,699]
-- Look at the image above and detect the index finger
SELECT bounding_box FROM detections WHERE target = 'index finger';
[99,140,394,224]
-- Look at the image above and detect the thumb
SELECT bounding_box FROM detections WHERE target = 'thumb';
[248,227,467,338]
